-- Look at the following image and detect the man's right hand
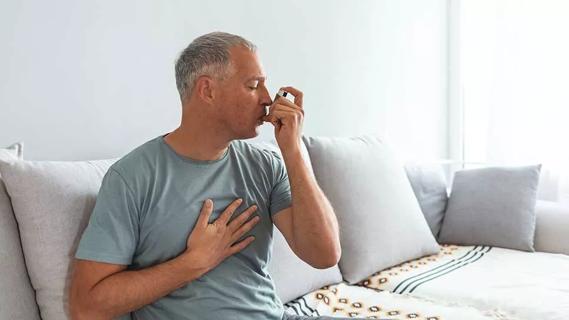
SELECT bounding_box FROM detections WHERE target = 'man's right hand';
[181,198,260,277]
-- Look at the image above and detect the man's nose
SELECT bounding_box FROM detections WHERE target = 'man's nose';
[260,85,272,106]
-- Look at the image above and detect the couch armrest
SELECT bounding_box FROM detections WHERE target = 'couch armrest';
[534,200,569,255]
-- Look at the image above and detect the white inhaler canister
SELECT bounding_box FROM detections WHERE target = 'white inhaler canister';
[265,89,289,116]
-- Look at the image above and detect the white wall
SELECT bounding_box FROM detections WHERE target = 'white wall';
[0,0,448,161]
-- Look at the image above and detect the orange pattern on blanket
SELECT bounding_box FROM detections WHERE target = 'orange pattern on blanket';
[312,285,442,320]
[357,245,461,291]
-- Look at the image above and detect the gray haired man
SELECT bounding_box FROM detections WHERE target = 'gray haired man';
[69,32,342,319]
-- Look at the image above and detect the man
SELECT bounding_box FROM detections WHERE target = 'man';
[69,32,343,320]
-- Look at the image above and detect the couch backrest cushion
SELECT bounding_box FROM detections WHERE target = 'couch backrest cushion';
[0,158,117,319]
[250,140,343,303]
[534,200,569,255]
[303,136,440,284]
[0,143,41,320]
[404,162,449,238]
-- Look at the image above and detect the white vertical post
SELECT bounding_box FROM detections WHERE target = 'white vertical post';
[446,0,465,186]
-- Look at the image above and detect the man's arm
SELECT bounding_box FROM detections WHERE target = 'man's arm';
[69,198,259,319]
[69,253,206,319]
[272,147,341,269]
[266,86,341,269]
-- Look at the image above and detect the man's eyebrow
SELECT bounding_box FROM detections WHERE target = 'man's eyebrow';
[246,76,267,82]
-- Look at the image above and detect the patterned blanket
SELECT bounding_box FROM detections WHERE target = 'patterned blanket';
[284,282,512,319]
[358,245,491,294]
[285,244,569,319]
[358,244,569,320]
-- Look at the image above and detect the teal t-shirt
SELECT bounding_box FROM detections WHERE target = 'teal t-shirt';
[75,134,292,319]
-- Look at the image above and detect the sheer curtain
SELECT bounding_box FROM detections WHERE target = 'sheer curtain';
[456,0,569,205]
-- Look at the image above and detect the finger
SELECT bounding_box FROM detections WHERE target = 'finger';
[196,199,214,228]
[216,198,243,225]
[270,102,304,115]
[228,205,258,232]
[266,103,304,123]
[231,215,261,243]
[263,109,301,129]
[262,114,277,123]
[262,114,281,127]
[280,86,303,108]
[271,109,303,125]
[227,236,255,256]
[272,97,302,111]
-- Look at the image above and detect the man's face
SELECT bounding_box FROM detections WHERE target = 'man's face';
[213,46,272,140]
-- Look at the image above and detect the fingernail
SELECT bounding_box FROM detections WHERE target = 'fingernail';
[206,199,212,205]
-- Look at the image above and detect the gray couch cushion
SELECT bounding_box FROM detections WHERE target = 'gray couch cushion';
[0,143,41,320]
[303,135,440,284]
[0,158,117,320]
[439,165,542,251]
[404,162,449,238]
[251,140,343,303]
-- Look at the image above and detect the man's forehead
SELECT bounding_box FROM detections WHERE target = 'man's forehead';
[229,47,266,79]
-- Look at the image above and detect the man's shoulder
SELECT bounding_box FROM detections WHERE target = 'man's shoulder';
[232,139,284,163]
[109,135,163,178]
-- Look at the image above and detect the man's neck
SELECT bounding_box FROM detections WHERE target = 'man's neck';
[163,124,230,162]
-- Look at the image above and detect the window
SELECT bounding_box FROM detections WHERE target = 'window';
[450,0,569,203]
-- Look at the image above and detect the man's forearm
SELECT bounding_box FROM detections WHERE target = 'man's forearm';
[77,253,205,319]
[281,145,341,267]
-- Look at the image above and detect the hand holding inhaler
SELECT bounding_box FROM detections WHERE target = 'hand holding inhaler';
[265,89,289,120]
[262,86,305,151]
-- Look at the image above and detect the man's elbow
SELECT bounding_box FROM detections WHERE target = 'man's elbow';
[309,245,341,269]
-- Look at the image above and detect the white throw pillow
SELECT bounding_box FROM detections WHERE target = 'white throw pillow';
[303,135,440,284]
[0,142,42,320]
[0,142,23,161]
[0,158,117,320]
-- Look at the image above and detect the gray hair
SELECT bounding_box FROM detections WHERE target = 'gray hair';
[175,32,257,100]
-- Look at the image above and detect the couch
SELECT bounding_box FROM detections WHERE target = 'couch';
[1,136,568,320]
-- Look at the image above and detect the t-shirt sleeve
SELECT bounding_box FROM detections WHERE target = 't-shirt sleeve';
[268,151,292,216]
[75,167,139,265]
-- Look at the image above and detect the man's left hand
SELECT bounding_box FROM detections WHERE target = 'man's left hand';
[262,86,304,152]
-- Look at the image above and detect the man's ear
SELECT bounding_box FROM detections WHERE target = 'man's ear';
[194,75,216,104]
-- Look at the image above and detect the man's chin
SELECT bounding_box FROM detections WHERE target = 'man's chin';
[236,127,260,140]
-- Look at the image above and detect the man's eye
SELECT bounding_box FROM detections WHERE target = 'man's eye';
[248,81,259,89]
[249,86,258,90]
